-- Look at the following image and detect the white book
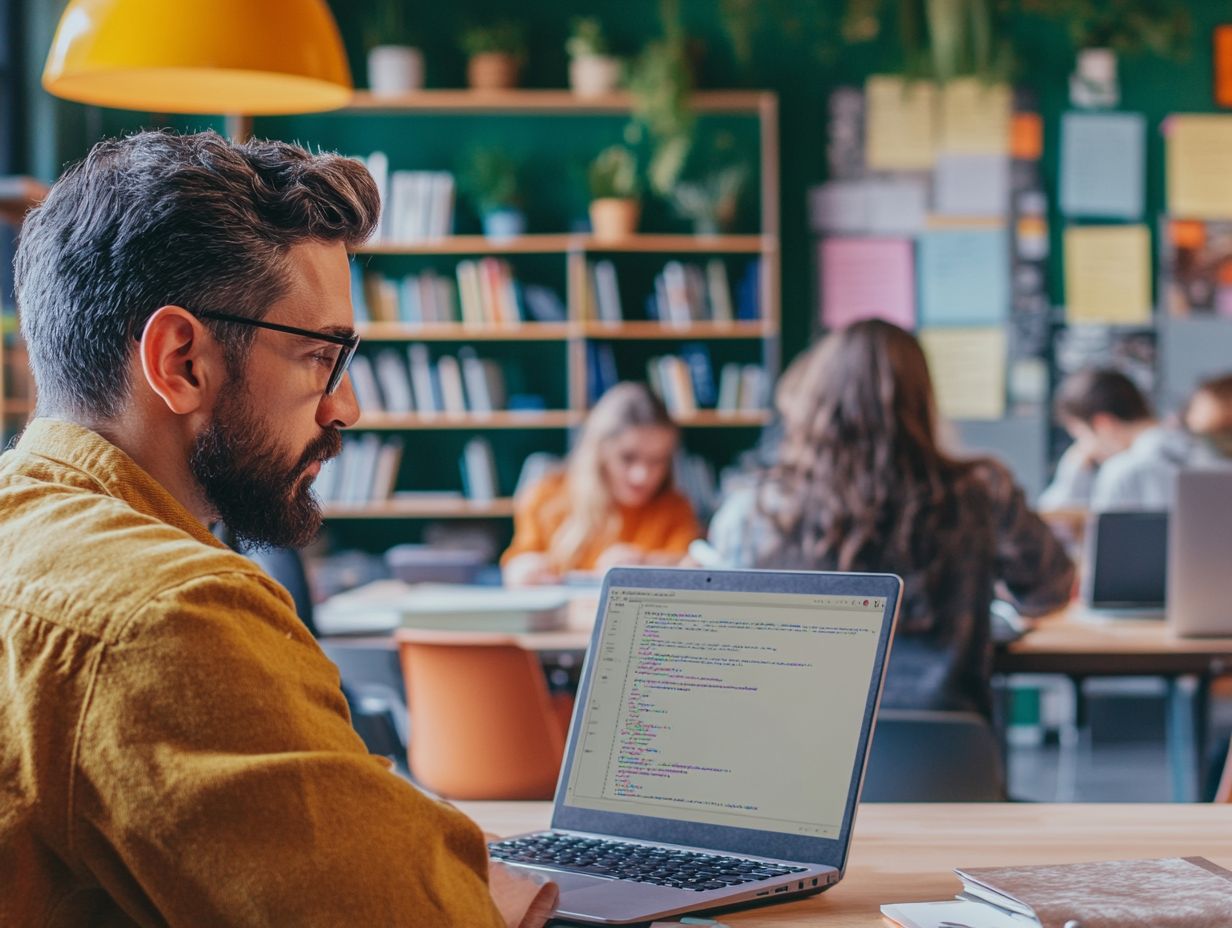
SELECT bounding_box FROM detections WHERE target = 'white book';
[371,437,404,501]
[717,362,742,414]
[455,260,484,326]
[739,364,767,411]
[374,350,414,413]
[406,343,438,416]
[343,434,381,504]
[347,354,384,413]
[411,171,434,241]
[365,151,389,242]
[398,274,422,324]
[458,347,492,414]
[388,170,414,242]
[436,354,467,414]
[418,269,440,323]
[462,438,497,501]
[661,261,692,327]
[593,260,623,323]
[706,259,734,323]
[314,454,342,504]
[427,172,455,240]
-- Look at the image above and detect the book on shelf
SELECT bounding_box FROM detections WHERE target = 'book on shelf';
[362,151,454,243]
[647,345,756,417]
[586,342,619,404]
[522,283,567,323]
[589,259,623,324]
[316,435,403,506]
[460,437,499,502]
[353,345,516,417]
[456,257,525,326]
[717,362,769,414]
[640,258,750,326]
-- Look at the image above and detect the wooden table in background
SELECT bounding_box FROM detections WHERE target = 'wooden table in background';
[461,801,1232,927]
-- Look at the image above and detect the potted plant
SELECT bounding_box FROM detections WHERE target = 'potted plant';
[459,148,525,240]
[671,162,748,236]
[588,145,641,242]
[363,0,424,96]
[460,21,526,91]
[627,0,695,198]
[566,17,622,98]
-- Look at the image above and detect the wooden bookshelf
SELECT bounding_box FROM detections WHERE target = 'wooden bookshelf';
[353,233,768,256]
[579,321,769,340]
[356,411,579,430]
[674,411,773,428]
[356,322,572,342]
[345,89,771,115]
[323,497,516,519]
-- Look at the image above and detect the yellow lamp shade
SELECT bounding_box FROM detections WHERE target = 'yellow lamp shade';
[43,0,353,115]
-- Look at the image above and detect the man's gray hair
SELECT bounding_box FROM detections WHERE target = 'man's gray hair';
[14,129,380,419]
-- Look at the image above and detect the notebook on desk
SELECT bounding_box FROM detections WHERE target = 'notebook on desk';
[314,581,570,635]
[488,566,903,925]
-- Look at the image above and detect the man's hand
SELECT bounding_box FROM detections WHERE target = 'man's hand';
[489,860,559,928]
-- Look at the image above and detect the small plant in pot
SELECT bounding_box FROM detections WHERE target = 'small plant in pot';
[588,145,641,242]
[567,17,622,98]
[460,148,525,241]
[460,21,526,91]
[363,0,424,95]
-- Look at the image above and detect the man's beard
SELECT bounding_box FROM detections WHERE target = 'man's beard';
[189,389,342,550]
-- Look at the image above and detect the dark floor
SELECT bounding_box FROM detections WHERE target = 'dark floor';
[1006,679,1232,803]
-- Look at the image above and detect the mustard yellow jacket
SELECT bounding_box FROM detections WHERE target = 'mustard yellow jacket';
[0,419,504,927]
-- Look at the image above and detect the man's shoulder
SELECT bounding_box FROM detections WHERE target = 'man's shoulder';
[0,486,286,644]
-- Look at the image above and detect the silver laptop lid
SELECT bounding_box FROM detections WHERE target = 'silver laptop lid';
[549,567,902,873]
[1170,469,1232,637]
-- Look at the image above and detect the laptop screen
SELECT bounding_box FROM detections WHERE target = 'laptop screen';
[560,584,888,842]
[1086,511,1168,609]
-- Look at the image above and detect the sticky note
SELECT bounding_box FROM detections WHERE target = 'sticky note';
[866,177,928,234]
[1064,225,1152,324]
[939,78,1011,154]
[809,181,870,234]
[1216,26,1232,108]
[1060,112,1145,219]
[917,229,1009,326]
[1167,115,1232,219]
[865,76,936,170]
[819,238,916,331]
[1011,113,1044,161]
[920,328,1007,420]
[934,153,1009,217]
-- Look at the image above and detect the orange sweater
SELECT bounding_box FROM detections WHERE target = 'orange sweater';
[502,470,701,571]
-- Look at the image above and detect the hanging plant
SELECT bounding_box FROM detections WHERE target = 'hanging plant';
[627,0,696,198]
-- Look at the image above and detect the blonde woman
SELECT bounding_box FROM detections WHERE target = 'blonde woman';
[501,382,701,586]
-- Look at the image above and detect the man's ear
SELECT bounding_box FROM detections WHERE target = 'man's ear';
[138,306,222,415]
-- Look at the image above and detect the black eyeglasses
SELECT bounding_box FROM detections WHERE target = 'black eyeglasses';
[192,310,360,396]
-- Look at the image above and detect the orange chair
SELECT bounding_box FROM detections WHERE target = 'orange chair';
[395,629,573,800]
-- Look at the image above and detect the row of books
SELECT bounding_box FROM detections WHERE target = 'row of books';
[363,153,455,243]
[315,435,501,505]
[352,262,567,327]
[585,259,762,326]
[315,435,403,505]
[648,353,770,417]
[349,346,513,416]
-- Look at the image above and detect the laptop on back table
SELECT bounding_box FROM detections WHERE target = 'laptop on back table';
[488,566,903,925]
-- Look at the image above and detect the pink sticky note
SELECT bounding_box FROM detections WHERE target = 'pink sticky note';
[819,238,917,331]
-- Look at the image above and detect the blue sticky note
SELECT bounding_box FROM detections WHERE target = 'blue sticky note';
[1060,111,1145,220]
[917,229,1009,326]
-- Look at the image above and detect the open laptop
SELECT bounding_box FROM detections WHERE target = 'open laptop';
[488,566,903,925]
[1170,469,1232,638]
[1080,511,1169,617]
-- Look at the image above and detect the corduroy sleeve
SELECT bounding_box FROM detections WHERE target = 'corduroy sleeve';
[70,570,506,928]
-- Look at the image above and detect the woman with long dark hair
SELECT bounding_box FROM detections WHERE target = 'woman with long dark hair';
[710,320,1074,717]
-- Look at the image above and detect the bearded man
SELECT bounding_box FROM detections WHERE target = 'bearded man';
[0,130,554,927]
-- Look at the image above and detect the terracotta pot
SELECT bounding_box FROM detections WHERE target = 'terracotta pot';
[589,198,640,242]
[568,55,622,97]
[467,53,520,91]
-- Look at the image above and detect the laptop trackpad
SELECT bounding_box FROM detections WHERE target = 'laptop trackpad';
[557,878,687,921]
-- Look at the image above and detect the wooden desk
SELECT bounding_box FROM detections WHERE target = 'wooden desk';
[461,801,1232,927]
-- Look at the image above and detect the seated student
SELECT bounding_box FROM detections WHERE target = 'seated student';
[502,382,700,586]
[708,320,1074,718]
[1039,368,1162,510]
[1184,372,1232,453]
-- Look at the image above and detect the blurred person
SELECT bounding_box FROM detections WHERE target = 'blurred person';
[502,382,700,586]
[708,320,1074,719]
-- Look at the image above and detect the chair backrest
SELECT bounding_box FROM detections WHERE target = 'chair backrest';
[396,631,566,800]
[861,709,1006,802]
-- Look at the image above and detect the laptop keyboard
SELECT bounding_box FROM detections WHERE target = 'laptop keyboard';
[488,833,809,892]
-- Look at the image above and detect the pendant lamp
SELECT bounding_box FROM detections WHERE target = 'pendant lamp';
[43,0,352,115]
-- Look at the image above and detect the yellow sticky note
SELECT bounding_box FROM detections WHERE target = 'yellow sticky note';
[865,76,936,170]
[1167,115,1232,219]
[939,78,1011,154]
[920,328,1007,421]
[1064,225,1152,324]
